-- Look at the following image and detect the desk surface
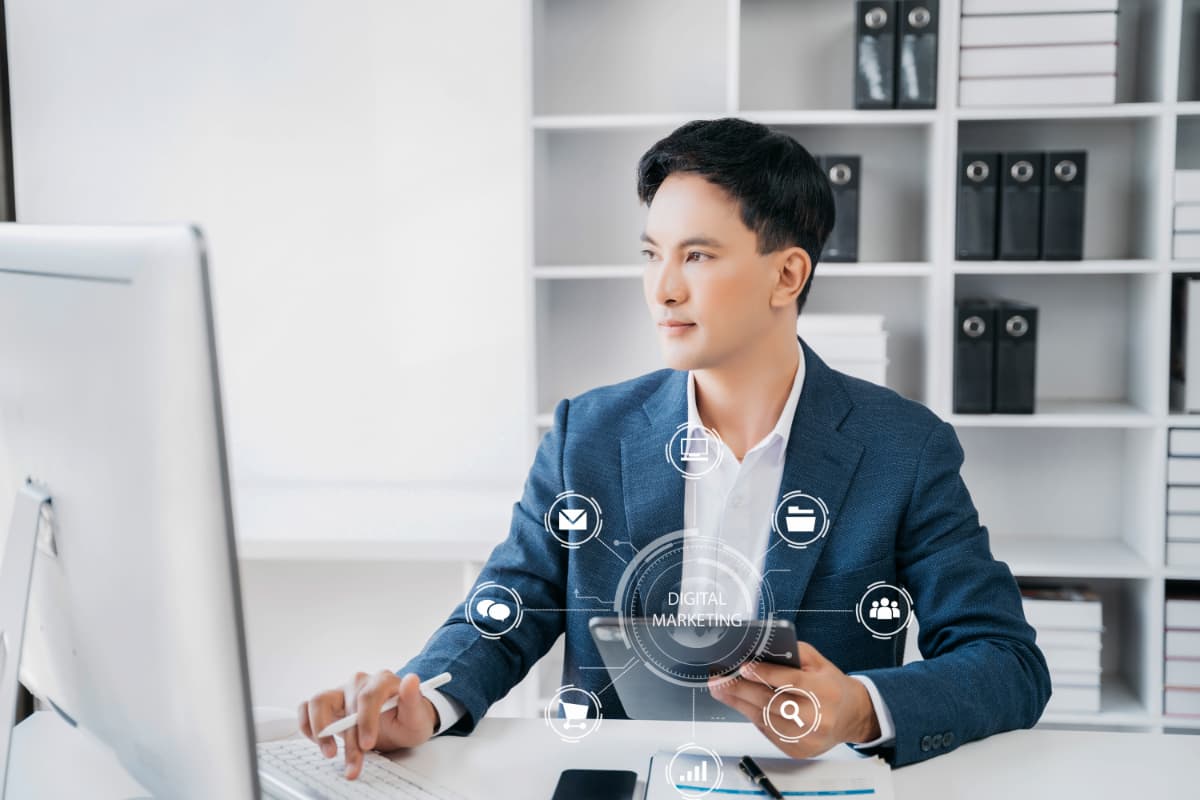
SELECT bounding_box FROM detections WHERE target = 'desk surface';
[397,718,1199,799]
[9,711,1200,798]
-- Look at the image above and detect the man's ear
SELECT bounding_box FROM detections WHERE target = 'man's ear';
[771,246,812,309]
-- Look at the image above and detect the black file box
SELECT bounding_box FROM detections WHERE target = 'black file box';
[1041,151,1087,261]
[998,152,1045,260]
[956,152,999,260]
[993,301,1038,414]
[821,155,860,262]
[897,1,938,109]
[855,2,897,109]
[954,300,996,414]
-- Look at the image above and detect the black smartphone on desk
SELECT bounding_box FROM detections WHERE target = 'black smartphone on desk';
[551,769,638,800]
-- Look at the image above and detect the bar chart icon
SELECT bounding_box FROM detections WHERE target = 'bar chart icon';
[679,759,709,784]
[668,744,723,798]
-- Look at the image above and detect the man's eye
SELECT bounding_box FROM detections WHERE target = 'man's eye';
[687,251,710,262]
[641,250,658,261]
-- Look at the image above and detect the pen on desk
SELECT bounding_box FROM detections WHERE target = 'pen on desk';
[738,755,785,800]
[317,672,452,738]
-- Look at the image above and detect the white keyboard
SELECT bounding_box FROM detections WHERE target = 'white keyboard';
[257,737,467,800]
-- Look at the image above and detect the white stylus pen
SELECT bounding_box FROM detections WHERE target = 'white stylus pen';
[317,672,453,738]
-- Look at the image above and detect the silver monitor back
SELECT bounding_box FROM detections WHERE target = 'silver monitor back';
[0,224,258,798]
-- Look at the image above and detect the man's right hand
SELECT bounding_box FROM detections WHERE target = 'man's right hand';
[298,671,439,780]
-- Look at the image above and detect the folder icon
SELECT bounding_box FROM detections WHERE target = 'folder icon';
[785,506,817,534]
[559,508,588,531]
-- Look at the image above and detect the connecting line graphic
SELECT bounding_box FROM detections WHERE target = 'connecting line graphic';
[762,536,786,558]
[595,535,628,565]
[524,607,611,613]
[763,569,856,614]
[777,609,855,614]
[574,587,615,605]
[595,656,639,695]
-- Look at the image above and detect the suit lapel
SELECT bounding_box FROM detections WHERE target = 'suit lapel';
[762,339,865,617]
[617,342,865,619]
[619,371,688,553]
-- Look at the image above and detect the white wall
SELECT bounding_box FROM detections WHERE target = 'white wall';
[5,0,531,491]
[3,0,532,710]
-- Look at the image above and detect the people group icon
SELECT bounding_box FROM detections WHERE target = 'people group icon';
[868,596,900,620]
[856,582,914,640]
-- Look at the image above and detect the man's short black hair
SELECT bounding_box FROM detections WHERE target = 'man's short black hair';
[636,117,835,314]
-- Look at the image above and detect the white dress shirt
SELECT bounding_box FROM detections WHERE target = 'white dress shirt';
[427,340,894,747]
[680,340,893,749]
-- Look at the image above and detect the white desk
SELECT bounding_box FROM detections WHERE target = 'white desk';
[8,711,1199,798]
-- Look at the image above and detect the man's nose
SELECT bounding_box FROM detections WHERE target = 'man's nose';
[652,255,686,307]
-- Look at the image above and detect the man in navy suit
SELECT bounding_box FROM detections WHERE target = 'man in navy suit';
[299,118,1051,779]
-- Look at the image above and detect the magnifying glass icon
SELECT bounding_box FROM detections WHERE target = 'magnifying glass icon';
[778,698,805,728]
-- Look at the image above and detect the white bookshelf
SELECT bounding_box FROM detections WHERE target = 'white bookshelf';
[526,0,1200,733]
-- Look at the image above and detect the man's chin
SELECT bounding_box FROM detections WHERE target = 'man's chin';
[658,342,710,373]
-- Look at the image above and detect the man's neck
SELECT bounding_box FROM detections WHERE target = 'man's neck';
[693,329,799,462]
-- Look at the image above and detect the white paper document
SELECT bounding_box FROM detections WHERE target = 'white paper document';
[645,749,894,799]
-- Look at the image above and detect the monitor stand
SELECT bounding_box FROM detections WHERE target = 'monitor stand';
[0,480,53,798]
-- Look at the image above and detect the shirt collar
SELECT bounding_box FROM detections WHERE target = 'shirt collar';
[686,338,806,463]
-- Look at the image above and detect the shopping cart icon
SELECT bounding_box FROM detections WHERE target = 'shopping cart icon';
[560,700,590,730]
[785,506,816,534]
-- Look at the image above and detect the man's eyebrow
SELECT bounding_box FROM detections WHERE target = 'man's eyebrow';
[639,233,723,249]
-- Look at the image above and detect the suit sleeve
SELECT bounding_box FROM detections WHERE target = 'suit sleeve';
[852,420,1051,766]
[394,398,571,735]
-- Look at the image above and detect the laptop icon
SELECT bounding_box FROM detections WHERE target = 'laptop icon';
[681,437,709,462]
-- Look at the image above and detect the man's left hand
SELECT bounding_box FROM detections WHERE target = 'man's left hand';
[709,641,881,758]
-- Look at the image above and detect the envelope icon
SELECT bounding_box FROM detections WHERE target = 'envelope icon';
[559,508,588,531]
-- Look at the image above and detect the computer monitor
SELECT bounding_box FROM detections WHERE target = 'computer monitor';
[0,224,259,798]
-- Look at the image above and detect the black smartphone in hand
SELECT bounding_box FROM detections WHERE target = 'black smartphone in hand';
[551,768,638,800]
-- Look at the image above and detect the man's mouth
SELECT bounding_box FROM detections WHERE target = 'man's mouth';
[658,319,696,335]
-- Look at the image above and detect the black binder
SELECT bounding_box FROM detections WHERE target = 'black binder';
[855,2,897,109]
[956,152,999,260]
[998,152,1045,260]
[1041,151,1087,261]
[897,1,938,109]
[821,155,860,262]
[954,300,996,414]
[993,302,1038,414]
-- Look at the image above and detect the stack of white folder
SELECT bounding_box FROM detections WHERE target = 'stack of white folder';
[1165,592,1200,718]
[1166,429,1200,566]
[958,0,1118,107]
[1175,170,1200,261]
[1021,586,1103,713]
[797,314,888,387]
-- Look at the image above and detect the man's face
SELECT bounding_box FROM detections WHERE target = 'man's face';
[640,172,799,372]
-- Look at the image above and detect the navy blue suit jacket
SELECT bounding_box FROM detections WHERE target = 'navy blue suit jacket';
[400,339,1051,766]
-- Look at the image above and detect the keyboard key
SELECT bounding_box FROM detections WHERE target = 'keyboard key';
[257,738,466,799]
